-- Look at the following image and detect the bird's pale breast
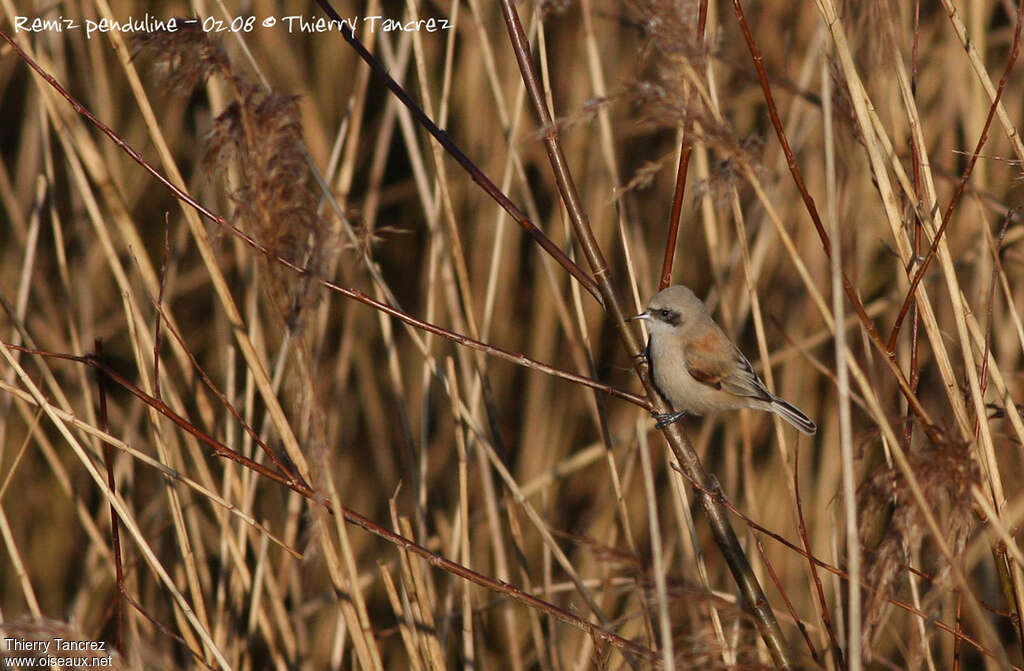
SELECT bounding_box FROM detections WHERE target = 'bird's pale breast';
[649,333,750,414]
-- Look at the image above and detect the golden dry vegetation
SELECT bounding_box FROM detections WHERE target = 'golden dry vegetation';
[1,0,1023,669]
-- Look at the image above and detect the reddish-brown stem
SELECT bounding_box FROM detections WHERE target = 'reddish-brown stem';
[730,0,945,445]
[93,339,124,655]
[0,27,645,412]
[2,22,601,307]
[659,144,692,290]
[674,459,1008,613]
[954,591,964,671]
[3,342,660,664]
[887,0,1023,350]
[753,536,822,666]
[322,285,649,407]
[498,0,792,666]
[794,444,844,669]
[658,0,707,290]
[670,461,1023,668]
[121,591,215,670]
[306,0,602,305]
[143,294,309,484]
[8,346,310,493]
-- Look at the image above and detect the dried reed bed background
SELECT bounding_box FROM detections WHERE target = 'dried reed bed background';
[1,0,1023,669]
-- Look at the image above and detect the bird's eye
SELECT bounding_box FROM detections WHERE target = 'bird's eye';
[659,309,671,318]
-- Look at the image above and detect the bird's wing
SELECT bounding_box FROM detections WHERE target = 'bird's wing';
[684,333,772,401]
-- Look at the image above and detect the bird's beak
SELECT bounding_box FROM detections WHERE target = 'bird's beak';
[628,311,651,322]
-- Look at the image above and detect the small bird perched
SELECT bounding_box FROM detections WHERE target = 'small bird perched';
[632,285,816,435]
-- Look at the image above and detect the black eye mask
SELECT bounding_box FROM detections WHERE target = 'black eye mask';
[654,308,681,327]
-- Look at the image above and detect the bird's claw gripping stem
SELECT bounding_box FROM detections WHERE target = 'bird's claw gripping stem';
[653,411,686,429]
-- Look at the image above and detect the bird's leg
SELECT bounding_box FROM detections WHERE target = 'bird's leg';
[653,410,686,428]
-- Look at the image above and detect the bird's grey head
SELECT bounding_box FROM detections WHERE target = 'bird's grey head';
[635,285,706,333]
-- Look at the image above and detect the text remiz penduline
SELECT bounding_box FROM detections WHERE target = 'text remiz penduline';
[13,13,452,39]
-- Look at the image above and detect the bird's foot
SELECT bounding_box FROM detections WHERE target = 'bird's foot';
[707,474,725,501]
[653,411,686,429]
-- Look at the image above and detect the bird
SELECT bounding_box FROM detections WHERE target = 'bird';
[631,285,816,435]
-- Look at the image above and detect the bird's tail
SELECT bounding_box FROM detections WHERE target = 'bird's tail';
[769,397,817,435]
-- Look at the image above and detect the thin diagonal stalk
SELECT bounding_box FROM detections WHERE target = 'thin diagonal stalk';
[2,343,659,664]
[0,24,646,412]
[93,339,125,654]
[310,0,602,305]
[887,1,1023,349]
[670,460,1024,668]
[730,0,946,448]
[497,1,793,667]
